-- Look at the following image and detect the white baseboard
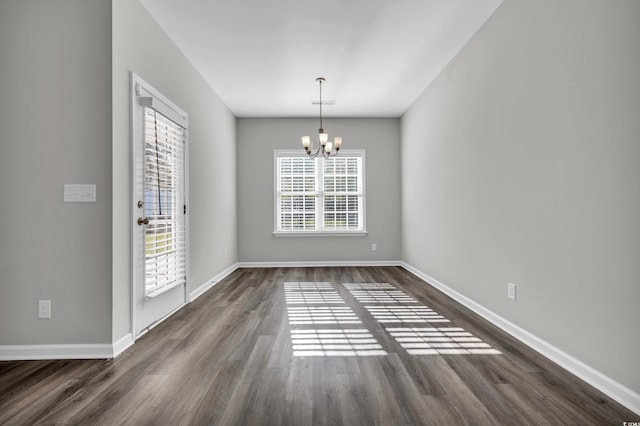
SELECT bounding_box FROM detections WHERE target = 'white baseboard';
[400,261,640,416]
[112,333,134,358]
[0,333,136,361]
[0,343,114,361]
[237,260,402,268]
[189,262,239,302]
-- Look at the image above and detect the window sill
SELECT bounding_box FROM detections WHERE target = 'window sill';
[273,230,368,237]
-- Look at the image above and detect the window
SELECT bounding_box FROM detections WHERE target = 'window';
[275,150,365,235]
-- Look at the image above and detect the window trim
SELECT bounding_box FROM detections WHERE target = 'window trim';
[273,149,367,237]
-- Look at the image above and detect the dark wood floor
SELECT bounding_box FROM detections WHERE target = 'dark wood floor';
[0,267,636,425]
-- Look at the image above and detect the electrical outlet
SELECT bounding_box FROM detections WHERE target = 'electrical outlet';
[371,243,377,252]
[38,300,51,318]
[507,283,516,301]
[224,249,228,259]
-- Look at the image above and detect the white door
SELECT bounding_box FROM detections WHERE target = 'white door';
[131,73,188,337]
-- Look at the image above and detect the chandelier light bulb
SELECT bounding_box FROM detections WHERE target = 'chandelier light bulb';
[301,136,311,148]
[325,142,333,153]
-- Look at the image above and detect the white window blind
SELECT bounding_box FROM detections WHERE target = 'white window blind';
[275,150,365,234]
[143,107,187,297]
[323,156,363,231]
[277,156,317,231]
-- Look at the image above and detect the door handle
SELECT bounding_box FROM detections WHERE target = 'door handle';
[137,217,149,225]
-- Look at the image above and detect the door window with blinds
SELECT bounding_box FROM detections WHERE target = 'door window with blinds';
[142,107,187,297]
[131,73,188,337]
[274,150,366,235]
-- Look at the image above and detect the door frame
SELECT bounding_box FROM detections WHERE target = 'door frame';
[129,71,190,339]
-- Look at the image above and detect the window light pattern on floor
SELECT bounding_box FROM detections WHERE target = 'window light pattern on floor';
[386,327,501,355]
[290,329,387,357]
[343,283,396,290]
[287,306,361,325]
[284,282,344,304]
[343,283,417,303]
[284,281,499,357]
[365,305,450,323]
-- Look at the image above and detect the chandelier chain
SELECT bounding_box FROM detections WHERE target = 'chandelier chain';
[319,78,323,131]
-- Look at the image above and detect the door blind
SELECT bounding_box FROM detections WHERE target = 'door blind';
[143,106,186,298]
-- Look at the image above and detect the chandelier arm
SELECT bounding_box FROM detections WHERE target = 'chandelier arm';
[323,147,339,158]
[307,143,321,158]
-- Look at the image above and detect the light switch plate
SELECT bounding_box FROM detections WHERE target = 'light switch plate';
[64,184,96,202]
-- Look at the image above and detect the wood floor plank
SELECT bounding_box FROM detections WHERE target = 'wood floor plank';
[379,353,432,425]
[334,372,374,426]
[358,357,416,425]
[286,357,313,402]
[0,266,636,425]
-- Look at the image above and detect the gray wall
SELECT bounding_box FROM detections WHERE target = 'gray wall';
[401,0,640,394]
[0,0,237,347]
[112,0,237,341]
[0,0,113,344]
[237,118,401,263]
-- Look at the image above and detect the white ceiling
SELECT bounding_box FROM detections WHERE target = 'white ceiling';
[140,0,503,118]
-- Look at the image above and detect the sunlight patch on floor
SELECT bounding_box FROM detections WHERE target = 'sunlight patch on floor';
[343,283,417,303]
[284,281,500,357]
[291,329,387,357]
[386,327,501,355]
[287,306,361,325]
[284,282,344,304]
[365,305,450,323]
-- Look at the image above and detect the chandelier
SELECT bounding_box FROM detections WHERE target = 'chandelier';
[301,77,342,157]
